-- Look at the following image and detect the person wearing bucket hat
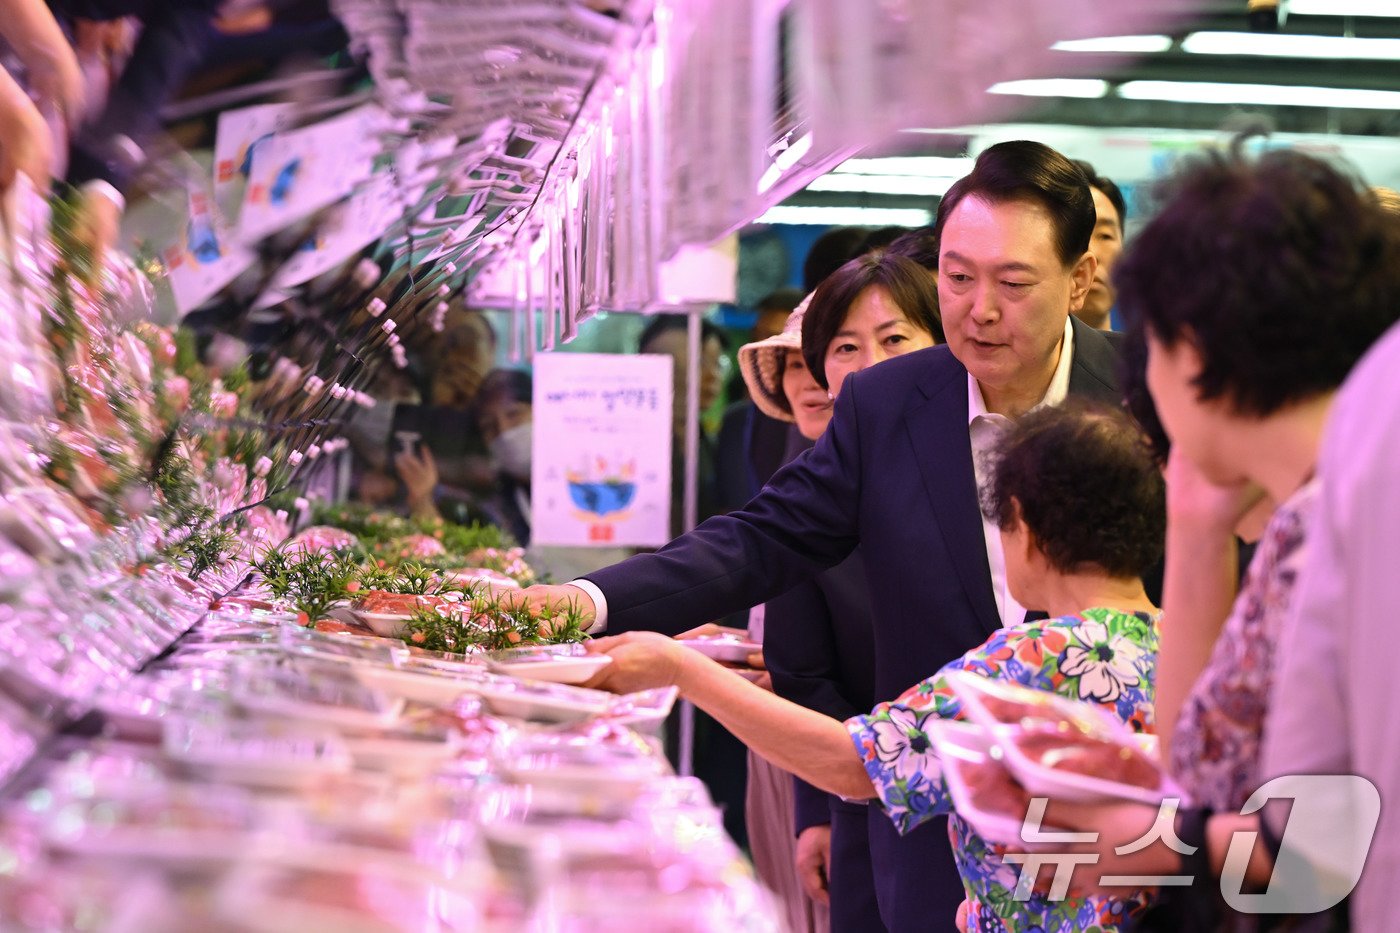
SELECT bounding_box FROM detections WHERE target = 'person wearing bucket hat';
[717,289,810,515]
[736,295,829,438]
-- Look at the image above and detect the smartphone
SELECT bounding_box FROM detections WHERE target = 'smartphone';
[389,404,426,470]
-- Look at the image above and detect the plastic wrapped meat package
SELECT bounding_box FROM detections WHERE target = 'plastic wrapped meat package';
[945,671,1182,807]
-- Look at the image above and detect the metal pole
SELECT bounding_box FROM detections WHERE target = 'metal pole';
[677,306,702,777]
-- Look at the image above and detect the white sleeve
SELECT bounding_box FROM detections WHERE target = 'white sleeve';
[566,579,608,634]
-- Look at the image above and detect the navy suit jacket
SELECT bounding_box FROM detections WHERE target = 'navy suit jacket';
[586,318,1124,929]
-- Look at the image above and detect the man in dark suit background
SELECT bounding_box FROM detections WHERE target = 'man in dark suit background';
[519,140,1125,931]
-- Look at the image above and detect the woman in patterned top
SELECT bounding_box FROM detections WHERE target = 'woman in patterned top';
[586,401,1167,933]
[1016,148,1400,931]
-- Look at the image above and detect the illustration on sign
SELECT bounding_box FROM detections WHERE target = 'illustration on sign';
[566,455,638,518]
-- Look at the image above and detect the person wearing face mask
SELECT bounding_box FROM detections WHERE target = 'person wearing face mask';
[474,368,535,546]
[740,252,942,933]
[474,368,630,580]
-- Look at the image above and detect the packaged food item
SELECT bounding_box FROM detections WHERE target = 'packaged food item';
[284,526,360,555]
[946,670,1121,736]
[677,633,759,664]
[350,590,458,637]
[441,567,521,591]
[41,784,268,868]
[472,677,612,724]
[353,662,498,708]
[945,671,1174,804]
[1011,730,1160,790]
[927,720,1035,846]
[485,644,611,684]
[231,660,405,729]
[163,718,353,789]
[277,624,407,667]
[215,862,480,933]
[355,590,454,615]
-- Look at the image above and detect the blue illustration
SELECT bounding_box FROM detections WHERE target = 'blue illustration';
[567,481,637,517]
[270,157,302,205]
[187,217,222,264]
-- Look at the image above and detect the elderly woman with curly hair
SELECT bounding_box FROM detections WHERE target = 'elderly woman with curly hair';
[584,401,1167,933]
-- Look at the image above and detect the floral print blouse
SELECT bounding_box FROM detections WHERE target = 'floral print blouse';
[845,607,1160,933]
[1170,481,1318,812]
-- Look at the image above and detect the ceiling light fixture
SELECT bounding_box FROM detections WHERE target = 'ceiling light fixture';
[755,206,934,227]
[1051,35,1174,54]
[987,78,1110,98]
[806,174,960,197]
[834,156,974,177]
[1182,31,1400,59]
[1118,79,1400,108]
[1287,0,1400,17]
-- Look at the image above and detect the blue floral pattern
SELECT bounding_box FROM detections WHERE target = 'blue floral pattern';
[845,607,1160,932]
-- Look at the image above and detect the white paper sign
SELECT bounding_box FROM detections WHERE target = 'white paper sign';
[269,172,404,290]
[213,102,295,222]
[531,353,672,548]
[163,187,258,315]
[238,104,386,242]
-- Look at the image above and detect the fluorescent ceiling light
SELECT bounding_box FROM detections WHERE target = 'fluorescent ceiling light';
[1052,35,1173,54]
[1182,31,1400,59]
[987,78,1110,98]
[756,206,933,227]
[1288,0,1400,16]
[834,156,974,177]
[1118,79,1400,109]
[806,174,959,197]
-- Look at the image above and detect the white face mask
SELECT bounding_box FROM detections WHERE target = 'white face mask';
[490,422,533,482]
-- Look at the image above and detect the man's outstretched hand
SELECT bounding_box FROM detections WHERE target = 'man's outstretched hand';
[510,583,597,632]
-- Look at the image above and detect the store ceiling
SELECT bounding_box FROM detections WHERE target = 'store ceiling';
[777,0,1400,222]
[992,1,1400,138]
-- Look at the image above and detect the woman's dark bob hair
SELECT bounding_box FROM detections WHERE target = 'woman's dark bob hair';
[800,251,942,389]
[1117,146,1400,418]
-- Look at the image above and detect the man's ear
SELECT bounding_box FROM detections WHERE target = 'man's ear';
[1067,251,1096,312]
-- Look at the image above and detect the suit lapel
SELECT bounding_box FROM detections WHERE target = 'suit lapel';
[905,368,1003,638]
[1066,317,1123,402]
[904,324,1124,641]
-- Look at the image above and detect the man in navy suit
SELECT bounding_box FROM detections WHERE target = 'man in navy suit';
[519,140,1125,930]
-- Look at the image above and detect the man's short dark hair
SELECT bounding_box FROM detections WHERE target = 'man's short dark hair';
[1072,158,1127,227]
[802,226,872,293]
[981,401,1165,579]
[1117,147,1400,417]
[638,315,729,353]
[860,226,911,253]
[933,140,1095,267]
[884,227,939,271]
[756,288,805,314]
[800,252,942,390]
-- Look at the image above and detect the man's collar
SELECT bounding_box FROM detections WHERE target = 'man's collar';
[967,316,1076,425]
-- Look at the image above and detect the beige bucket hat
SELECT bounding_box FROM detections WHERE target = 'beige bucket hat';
[737,294,812,423]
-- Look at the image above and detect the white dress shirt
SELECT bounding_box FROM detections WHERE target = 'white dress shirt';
[967,316,1075,629]
[575,316,1078,634]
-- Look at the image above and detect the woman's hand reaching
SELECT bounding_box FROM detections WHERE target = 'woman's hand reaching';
[583,631,689,694]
